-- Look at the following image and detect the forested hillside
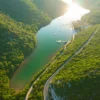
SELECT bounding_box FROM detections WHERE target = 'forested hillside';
[0,0,51,27]
[0,13,37,99]
[73,0,100,30]
[51,26,100,99]
[81,0,100,9]
[0,13,36,77]
[81,0,100,25]
[33,0,67,18]
[0,0,67,26]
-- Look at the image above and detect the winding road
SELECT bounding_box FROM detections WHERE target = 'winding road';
[43,28,99,100]
[25,36,74,100]
[25,28,99,100]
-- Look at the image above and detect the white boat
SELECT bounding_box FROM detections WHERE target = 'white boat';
[56,40,61,43]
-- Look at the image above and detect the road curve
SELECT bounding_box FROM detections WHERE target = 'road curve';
[25,36,74,100]
[43,28,99,100]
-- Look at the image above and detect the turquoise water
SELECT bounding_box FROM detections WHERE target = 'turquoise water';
[10,16,75,90]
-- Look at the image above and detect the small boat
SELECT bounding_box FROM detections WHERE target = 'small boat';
[56,40,61,43]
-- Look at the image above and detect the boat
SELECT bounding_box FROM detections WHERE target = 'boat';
[56,40,61,43]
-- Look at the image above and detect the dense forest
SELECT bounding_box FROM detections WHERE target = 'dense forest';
[51,27,100,99]
[0,13,36,100]
[82,0,100,24]
[0,13,36,77]
[0,0,51,27]
[33,0,67,18]
[0,0,67,26]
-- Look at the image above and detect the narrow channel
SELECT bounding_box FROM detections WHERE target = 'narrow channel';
[10,1,89,91]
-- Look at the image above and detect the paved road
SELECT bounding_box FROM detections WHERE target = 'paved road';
[25,36,74,100]
[43,28,99,100]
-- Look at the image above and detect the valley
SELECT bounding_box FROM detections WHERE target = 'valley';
[0,0,100,100]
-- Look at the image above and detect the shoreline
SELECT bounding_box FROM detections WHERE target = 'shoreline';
[25,33,75,100]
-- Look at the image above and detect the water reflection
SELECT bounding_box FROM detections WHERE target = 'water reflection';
[62,0,90,22]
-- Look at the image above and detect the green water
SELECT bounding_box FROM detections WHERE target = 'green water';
[10,16,75,90]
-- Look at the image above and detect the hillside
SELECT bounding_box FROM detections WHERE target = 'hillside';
[0,13,37,76]
[73,0,100,31]
[0,13,36,99]
[33,0,67,18]
[0,0,51,27]
[51,26,100,99]
[0,0,67,26]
